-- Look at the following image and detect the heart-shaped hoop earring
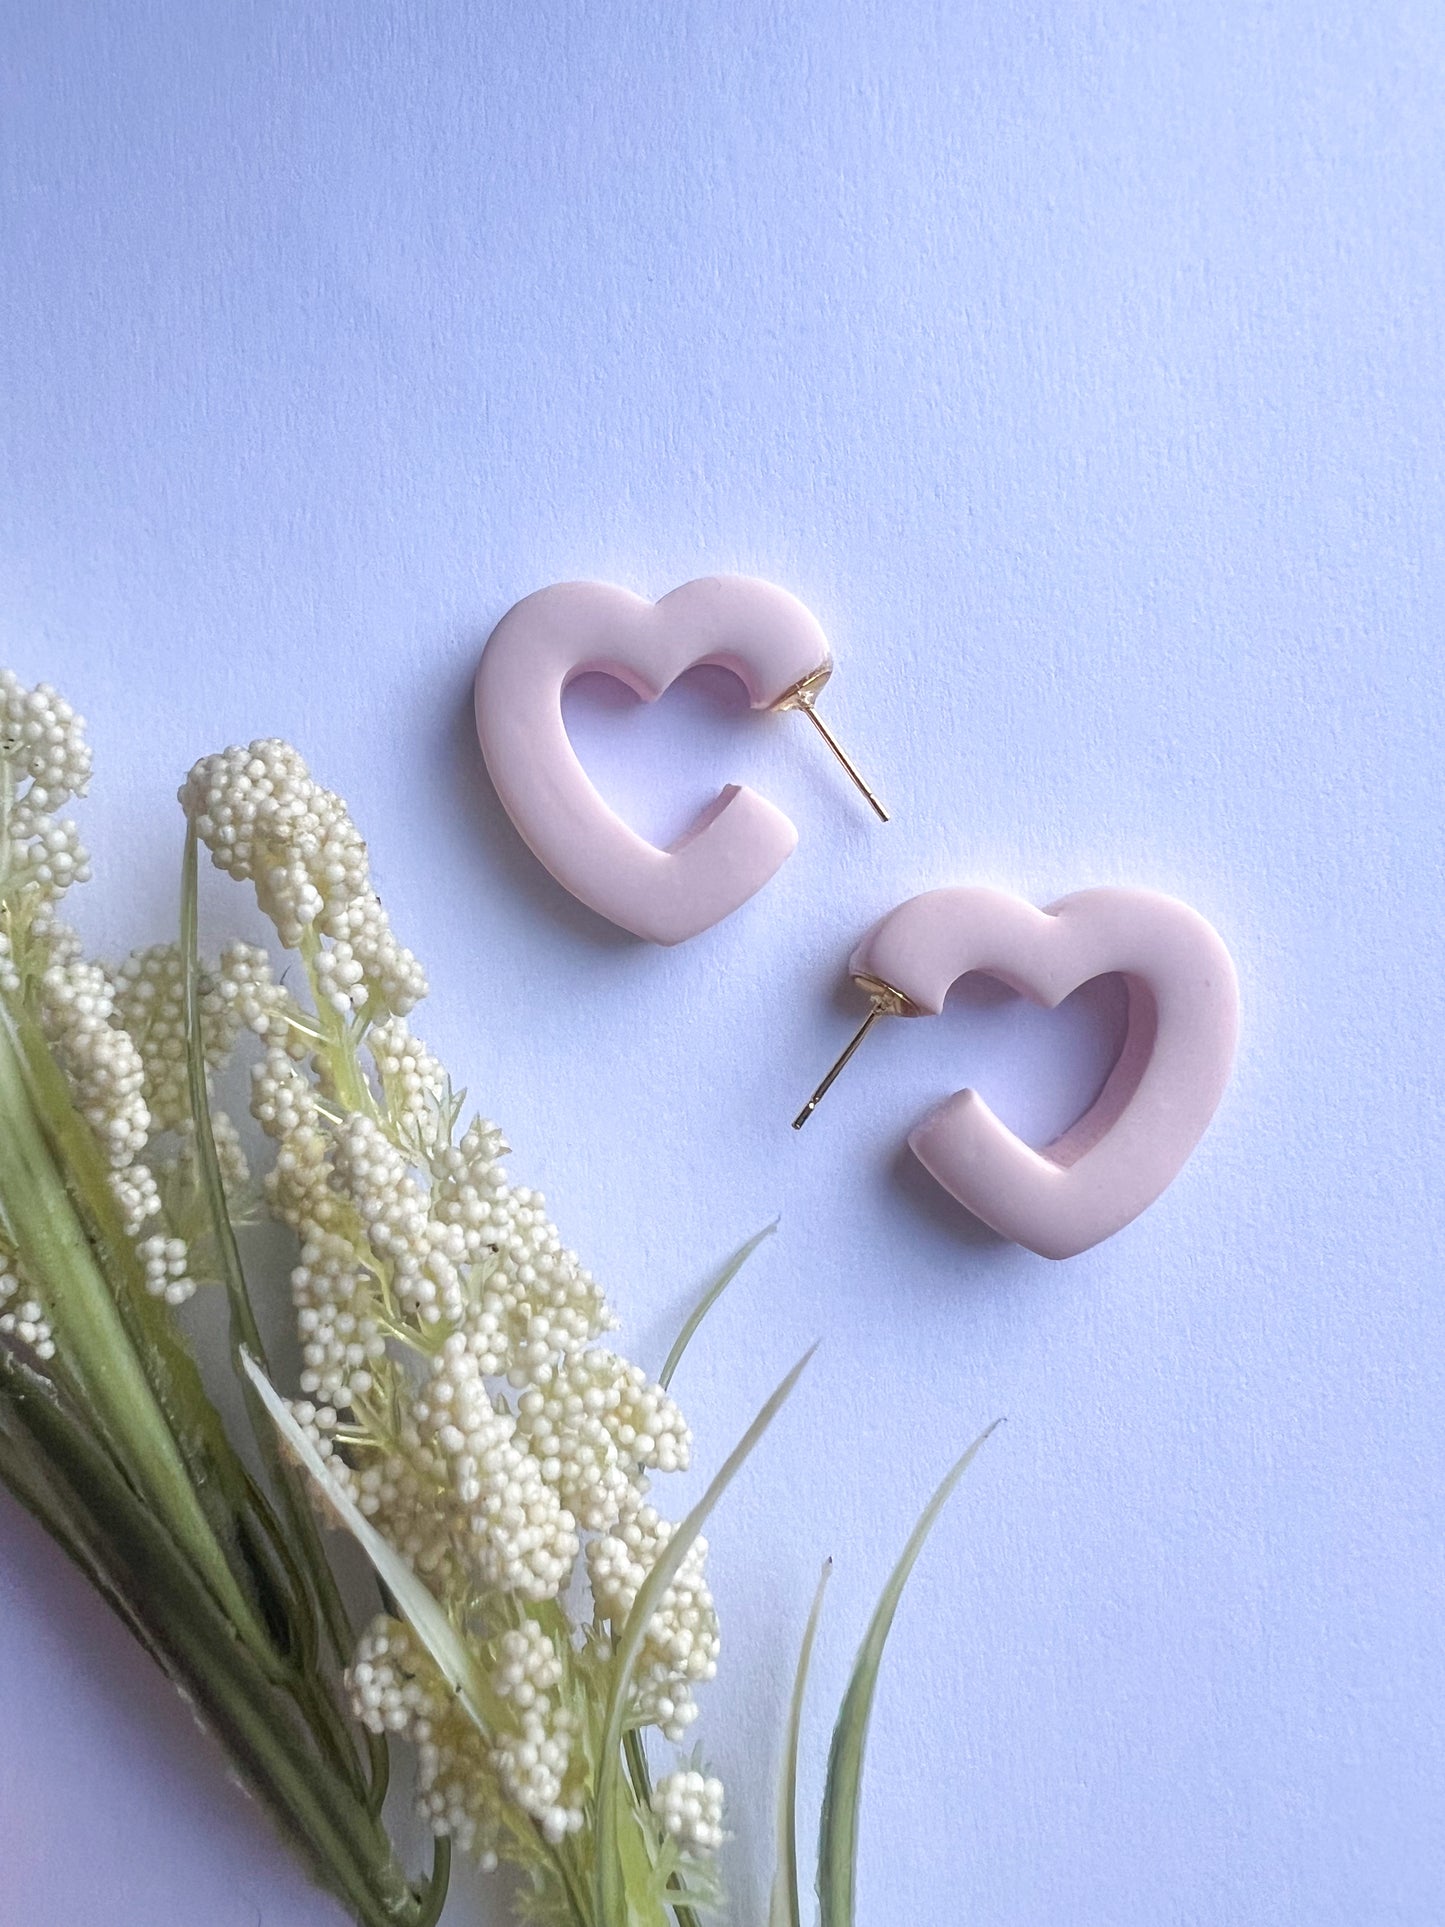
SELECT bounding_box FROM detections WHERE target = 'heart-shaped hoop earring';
[474,576,885,945]
[793,885,1239,1258]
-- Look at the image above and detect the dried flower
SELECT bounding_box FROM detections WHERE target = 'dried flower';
[0,676,995,1927]
[183,735,727,1898]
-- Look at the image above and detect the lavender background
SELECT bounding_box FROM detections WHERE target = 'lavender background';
[3,3,1444,1922]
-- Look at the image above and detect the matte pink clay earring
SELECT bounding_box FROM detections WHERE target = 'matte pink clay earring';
[474,576,885,945]
[793,885,1239,1259]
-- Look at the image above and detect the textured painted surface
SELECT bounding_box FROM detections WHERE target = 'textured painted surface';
[2,4,1443,1923]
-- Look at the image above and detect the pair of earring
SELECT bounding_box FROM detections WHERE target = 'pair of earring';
[474,575,1239,1260]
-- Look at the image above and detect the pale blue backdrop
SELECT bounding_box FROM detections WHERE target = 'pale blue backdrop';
[2,4,1442,1924]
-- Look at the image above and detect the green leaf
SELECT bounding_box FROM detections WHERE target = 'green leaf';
[659,1221,777,1392]
[241,1350,498,1732]
[0,1347,421,1927]
[1,995,302,1669]
[817,1420,1002,1927]
[769,1557,832,1927]
[0,1008,271,1652]
[596,1346,816,1927]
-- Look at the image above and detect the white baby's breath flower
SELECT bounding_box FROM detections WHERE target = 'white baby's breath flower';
[515,1349,690,1534]
[490,1621,565,1707]
[0,679,93,979]
[652,1768,726,1854]
[368,1016,451,1151]
[415,1338,580,1601]
[35,951,154,1227]
[178,723,727,1882]
[491,1700,585,1844]
[588,1492,721,1741]
[137,1232,197,1306]
[180,739,426,1014]
[0,673,91,813]
[111,940,264,1134]
[347,1616,503,1866]
[0,1255,55,1361]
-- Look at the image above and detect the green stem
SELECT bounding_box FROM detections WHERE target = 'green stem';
[0,1354,423,1927]
[298,925,377,1118]
[623,1727,653,1812]
[411,1838,451,1927]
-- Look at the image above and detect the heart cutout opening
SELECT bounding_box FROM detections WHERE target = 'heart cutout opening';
[562,663,758,851]
[895,969,1136,1157]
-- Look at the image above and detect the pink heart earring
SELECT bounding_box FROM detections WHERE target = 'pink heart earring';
[474,576,885,945]
[793,885,1239,1259]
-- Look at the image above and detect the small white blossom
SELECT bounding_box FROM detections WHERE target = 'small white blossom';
[516,1350,690,1534]
[588,1494,721,1741]
[0,672,91,812]
[416,1338,580,1600]
[491,1701,585,1844]
[111,941,261,1133]
[137,1232,197,1306]
[369,1016,451,1150]
[346,1616,503,1865]
[108,1160,162,1238]
[652,1768,726,1854]
[330,1113,466,1328]
[36,949,151,1176]
[0,1257,55,1361]
[0,679,92,982]
[490,1620,564,1708]
[180,739,426,1014]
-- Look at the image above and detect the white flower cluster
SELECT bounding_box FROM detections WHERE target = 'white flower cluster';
[587,1493,721,1741]
[347,1612,588,1856]
[184,734,724,1868]
[652,1768,726,1855]
[43,937,268,1298]
[0,672,91,812]
[37,945,149,1170]
[346,1615,502,1866]
[180,740,426,1014]
[0,679,281,1320]
[415,1331,580,1600]
[110,941,266,1133]
[488,1621,584,1843]
[244,1018,682,1615]
[0,691,144,1253]
[0,671,92,920]
[0,1254,55,1362]
[32,936,166,1238]
[137,1232,194,1307]
[515,1348,691,1534]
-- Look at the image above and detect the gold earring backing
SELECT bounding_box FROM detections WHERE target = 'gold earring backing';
[773,666,889,822]
[791,975,918,1129]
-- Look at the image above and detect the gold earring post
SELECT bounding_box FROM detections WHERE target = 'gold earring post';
[776,668,889,822]
[792,980,912,1130]
[796,700,890,822]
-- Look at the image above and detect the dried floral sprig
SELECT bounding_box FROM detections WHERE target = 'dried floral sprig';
[178,737,736,1915]
[0,679,431,1927]
[0,674,997,1927]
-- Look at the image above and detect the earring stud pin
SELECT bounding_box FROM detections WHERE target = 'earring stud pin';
[775,668,889,822]
[792,976,915,1129]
